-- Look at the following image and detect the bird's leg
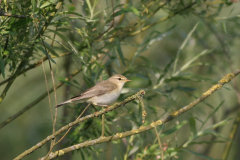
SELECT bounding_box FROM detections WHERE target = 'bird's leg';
[91,104,98,112]
[101,106,105,138]
[104,105,110,113]
[92,104,99,117]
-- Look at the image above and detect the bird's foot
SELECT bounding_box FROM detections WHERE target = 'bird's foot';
[104,106,110,113]
[94,111,99,118]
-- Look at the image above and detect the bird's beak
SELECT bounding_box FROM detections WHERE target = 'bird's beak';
[124,79,131,82]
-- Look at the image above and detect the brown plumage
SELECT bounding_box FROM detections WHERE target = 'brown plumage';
[56,74,131,108]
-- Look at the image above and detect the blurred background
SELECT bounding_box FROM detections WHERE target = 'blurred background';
[0,0,240,160]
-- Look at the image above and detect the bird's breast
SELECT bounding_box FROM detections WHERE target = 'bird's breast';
[87,88,121,106]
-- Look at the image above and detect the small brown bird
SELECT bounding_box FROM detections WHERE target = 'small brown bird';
[56,74,131,108]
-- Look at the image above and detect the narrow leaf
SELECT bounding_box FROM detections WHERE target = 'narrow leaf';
[189,117,197,137]
[183,149,220,160]
[178,49,212,73]
[41,41,59,57]
[58,77,81,89]
[128,146,139,156]
[173,22,199,74]
[200,101,224,129]
[160,120,187,137]
[115,39,126,66]
[47,29,78,55]
[157,58,175,84]
[0,58,5,78]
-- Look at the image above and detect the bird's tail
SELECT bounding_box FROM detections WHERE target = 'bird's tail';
[55,100,72,108]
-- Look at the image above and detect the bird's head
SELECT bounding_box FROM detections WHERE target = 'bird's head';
[108,74,131,87]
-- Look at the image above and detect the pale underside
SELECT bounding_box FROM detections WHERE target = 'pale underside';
[70,80,120,106]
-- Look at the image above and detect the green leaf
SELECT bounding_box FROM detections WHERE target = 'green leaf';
[115,38,126,66]
[165,73,217,83]
[183,149,220,160]
[40,0,56,9]
[128,146,139,156]
[43,35,71,51]
[205,118,232,131]
[178,49,212,74]
[58,11,86,19]
[3,51,10,56]
[176,86,196,92]
[121,5,141,17]
[10,18,32,30]
[37,46,48,55]
[58,77,81,89]
[173,22,199,74]
[189,117,197,137]
[0,58,5,78]
[73,80,80,86]
[106,4,140,23]
[41,41,59,57]
[112,4,141,18]
[165,75,192,82]
[189,140,228,145]
[200,101,224,129]
[46,29,86,63]
[67,5,76,12]
[157,58,175,84]
[47,29,78,55]
[160,120,187,137]
[37,46,56,64]
[0,31,17,35]
[31,0,35,12]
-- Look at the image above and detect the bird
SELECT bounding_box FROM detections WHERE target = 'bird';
[56,74,131,108]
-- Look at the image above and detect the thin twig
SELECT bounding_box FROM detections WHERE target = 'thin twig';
[101,107,105,137]
[42,59,54,121]
[222,107,240,160]
[40,39,58,155]
[154,126,164,160]
[137,94,147,123]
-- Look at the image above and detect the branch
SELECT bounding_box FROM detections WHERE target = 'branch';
[0,68,81,129]
[38,67,240,160]
[14,90,146,160]
[0,11,26,18]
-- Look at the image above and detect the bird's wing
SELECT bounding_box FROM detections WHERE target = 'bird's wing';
[70,80,117,101]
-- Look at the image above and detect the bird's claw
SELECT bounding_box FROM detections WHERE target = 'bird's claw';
[94,111,99,118]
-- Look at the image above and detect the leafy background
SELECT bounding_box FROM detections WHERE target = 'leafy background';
[0,0,240,160]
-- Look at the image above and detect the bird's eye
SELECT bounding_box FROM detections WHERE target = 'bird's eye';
[118,78,122,80]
